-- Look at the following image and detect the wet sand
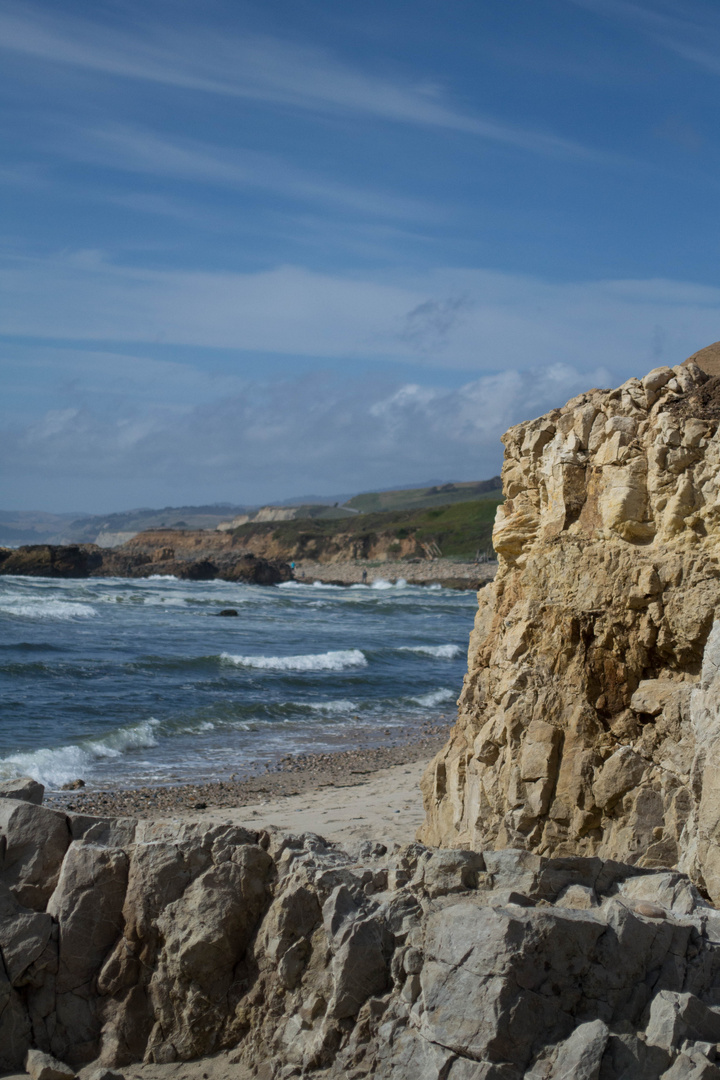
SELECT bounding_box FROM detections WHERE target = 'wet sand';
[45,720,452,820]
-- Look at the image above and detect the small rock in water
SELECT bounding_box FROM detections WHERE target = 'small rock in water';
[217,608,239,616]
[26,1049,76,1080]
[61,778,85,790]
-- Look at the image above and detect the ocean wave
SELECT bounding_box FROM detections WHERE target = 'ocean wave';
[400,644,462,659]
[304,698,358,713]
[220,649,367,672]
[0,599,97,620]
[146,574,179,581]
[0,718,161,789]
[411,688,456,707]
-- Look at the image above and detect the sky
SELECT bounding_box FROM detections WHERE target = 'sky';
[2,0,720,512]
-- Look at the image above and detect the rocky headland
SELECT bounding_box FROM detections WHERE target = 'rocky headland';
[0,542,291,585]
[8,350,720,1079]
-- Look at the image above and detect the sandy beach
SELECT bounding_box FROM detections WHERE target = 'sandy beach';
[44,720,451,826]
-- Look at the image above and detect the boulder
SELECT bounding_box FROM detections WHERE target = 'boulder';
[0,798,70,910]
[0,776,44,804]
[548,1019,609,1079]
[25,1049,75,1080]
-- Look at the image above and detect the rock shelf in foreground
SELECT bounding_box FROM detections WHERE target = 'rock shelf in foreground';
[3,790,720,1078]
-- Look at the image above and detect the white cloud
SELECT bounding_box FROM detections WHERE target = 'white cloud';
[1,251,719,374]
[0,363,606,508]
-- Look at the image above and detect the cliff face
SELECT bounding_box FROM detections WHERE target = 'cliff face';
[420,359,720,901]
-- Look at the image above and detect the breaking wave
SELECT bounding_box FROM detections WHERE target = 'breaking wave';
[411,688,456,707]
[0,718,161,789]
[400,644,462,659]
[220,649,367,672]
[0,598,97,619]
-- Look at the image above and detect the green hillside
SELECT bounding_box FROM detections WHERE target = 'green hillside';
[343,477,502,513]
[233,495,503,560]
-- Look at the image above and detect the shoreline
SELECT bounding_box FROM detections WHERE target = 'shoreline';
[44,720,452,820]
[292,556,496,589]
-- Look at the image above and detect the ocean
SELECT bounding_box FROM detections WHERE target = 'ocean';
[0,573,476,790]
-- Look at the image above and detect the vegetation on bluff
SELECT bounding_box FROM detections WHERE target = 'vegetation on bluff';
[231,495,503,561]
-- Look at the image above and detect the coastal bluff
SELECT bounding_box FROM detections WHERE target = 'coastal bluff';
[420,354,720,904]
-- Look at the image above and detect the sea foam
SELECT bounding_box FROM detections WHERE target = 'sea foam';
[0,599,97,620]
[0,717,161,789]
[220,649,367,672]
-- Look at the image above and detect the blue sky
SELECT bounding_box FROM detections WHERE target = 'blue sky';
[2,0,720,511]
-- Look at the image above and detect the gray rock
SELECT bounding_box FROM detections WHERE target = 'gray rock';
[556,883,597,909]
[646,992,720,1053]
[548,1020,609,1079]
[25,1048,75,1080]
[0,776,44,804]
[410,849,485,897]
[660,1051,720,1078]
[329,913,389,1018]
[0,880,53,985]
[0,798,70,910]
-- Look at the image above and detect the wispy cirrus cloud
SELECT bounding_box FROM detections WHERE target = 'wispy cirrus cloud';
[57,125,435,221]
[0,3,610,161]
[568,0,720,74]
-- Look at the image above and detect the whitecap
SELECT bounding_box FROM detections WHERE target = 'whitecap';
[0,599,97,620]
[146,574,179,581]
[304,699,358,713]
[0,718,161,789]
[400,644,462,659]
[411,688,456,707]
[220,649,367,672]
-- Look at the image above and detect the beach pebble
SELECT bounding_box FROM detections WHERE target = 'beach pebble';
[633,900,667,919]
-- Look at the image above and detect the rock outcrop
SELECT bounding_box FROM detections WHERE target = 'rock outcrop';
[420,357,720,903]
[6,794,720,1078]
[0,543,291,585]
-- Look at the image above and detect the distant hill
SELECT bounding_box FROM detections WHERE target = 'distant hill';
[343,477,502,513]
[229,496,503,562]
[0,477,503,547]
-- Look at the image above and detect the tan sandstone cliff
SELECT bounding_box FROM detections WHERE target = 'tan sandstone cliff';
[419,351,720,902]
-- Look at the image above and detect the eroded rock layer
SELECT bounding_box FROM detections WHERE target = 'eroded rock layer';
[6,792,720,1078]
[420,360,720,902]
